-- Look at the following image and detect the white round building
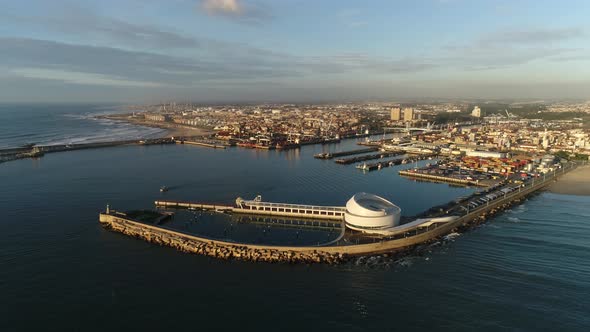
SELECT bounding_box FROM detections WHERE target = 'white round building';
[345,193,401,232]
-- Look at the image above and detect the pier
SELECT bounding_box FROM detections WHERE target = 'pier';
[101,162,580,264]
[0,138,175,164]
[314,147,379,159]
[176,139,226,149]
[155,197,346,221]
[231,215,342,230]
[335,151,405,164]
[399,170,486,186]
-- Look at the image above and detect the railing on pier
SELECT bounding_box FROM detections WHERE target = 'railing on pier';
[236,197,346,221]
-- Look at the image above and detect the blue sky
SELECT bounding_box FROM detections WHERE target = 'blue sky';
[1,0,590,102]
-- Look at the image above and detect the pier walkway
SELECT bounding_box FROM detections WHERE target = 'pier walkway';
[155,197,346,221]
[399,170,485,186]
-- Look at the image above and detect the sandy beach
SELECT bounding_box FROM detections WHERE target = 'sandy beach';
[548,164,590,196]
[100,114,214,138]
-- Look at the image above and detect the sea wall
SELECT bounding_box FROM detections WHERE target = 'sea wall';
[100,214,349,264]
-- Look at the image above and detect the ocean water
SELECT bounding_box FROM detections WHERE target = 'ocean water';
[0,104,165,149]
[1,104,589,331]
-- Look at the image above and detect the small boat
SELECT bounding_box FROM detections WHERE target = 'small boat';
[356,163,368,171]
[160,186,169,192]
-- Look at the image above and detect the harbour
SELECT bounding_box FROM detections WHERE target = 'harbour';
[101,161,581,262]
[3,106,590,331]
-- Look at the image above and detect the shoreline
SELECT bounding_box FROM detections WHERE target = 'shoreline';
[99,113,215,138]
[547,164,590,196]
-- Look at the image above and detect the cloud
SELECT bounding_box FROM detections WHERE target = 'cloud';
[202,0,241,15]
[200,0,272,24]
[441,27,588,70]
[336,9,368,29]
[11,68,162,87]
[478,27,586,45]
[1,10,199,50]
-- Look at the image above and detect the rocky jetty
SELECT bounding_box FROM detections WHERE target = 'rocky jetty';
[101,215,348,264]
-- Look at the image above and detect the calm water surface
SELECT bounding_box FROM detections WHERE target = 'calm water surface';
[1,105,589,331]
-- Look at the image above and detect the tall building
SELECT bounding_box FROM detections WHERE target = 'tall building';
[403,108,414,122]
[471,106,482,118]
[390,107,401,121]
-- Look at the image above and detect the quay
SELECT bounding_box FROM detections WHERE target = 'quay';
[155,195,346,221]
[357,155,436,171]
[399,170,486,186]
[231,214,342,230]
[357,158,405,171]
[314,147,378,159]
[101,162,580,264]
[176,139,226,149]
[0,138,175,164]
[335,151,405,164]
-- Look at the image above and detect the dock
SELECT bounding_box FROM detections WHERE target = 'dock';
[231,214,341,230]
[176,140,226,149]
[314,147,379,159]
[155,197,346,221]
[399,170,485,186]
[335,151,405,164]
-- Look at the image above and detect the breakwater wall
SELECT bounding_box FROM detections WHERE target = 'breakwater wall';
[101,163,578,263]
[100,214,348,264]
[0,138,175,164]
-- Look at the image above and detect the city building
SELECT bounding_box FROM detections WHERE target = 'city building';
[403,108,414,122]
[472,106,482,118]
[390,107,401,121]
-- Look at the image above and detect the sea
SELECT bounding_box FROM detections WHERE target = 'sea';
[1,104,589,331]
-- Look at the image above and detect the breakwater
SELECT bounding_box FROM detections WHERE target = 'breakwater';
[0,138,175,164]
[100,163,578,263]
[100,213,348,264]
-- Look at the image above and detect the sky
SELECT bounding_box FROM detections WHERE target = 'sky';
[1,0,590,103]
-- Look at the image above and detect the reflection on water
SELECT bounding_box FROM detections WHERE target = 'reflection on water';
[160,210,341,246]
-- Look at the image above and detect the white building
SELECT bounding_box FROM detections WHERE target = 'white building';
[344,193,401,232]
[471,106,482,118]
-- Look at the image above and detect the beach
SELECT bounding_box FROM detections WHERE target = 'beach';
[100,113,214,138]
[548,164,590,196]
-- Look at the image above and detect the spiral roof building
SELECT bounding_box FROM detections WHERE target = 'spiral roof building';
[344,192,401,232]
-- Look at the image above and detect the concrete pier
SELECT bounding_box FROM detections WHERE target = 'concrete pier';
[155,199,346,221]
[399,170,485,186]
[175,140,226,149]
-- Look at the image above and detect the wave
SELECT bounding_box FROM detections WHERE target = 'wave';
[507,217,520,223]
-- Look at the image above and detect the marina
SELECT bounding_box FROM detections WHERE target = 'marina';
[314,147,379,159]
[334,151,405,164]
[399,170,486,186]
